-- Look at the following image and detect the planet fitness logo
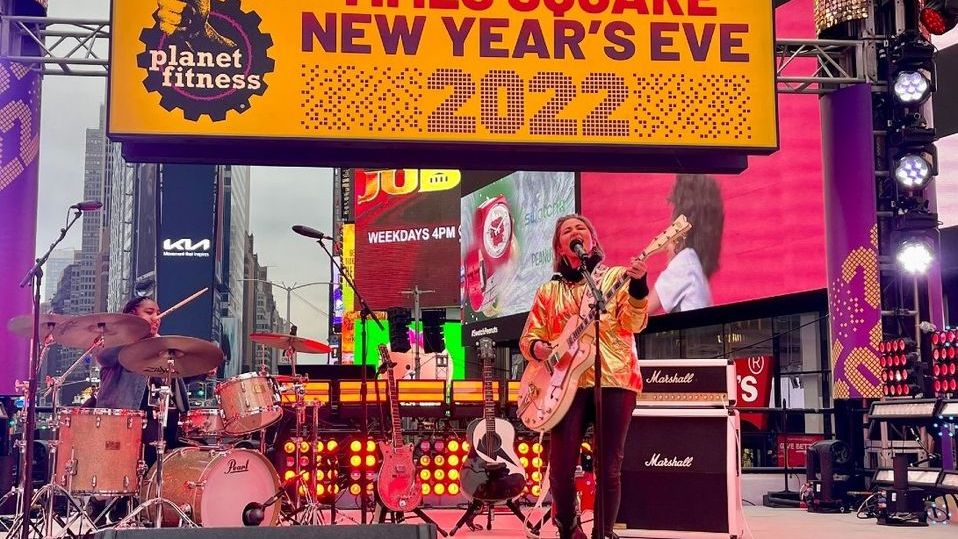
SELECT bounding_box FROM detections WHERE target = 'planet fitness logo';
[136,0,274,121]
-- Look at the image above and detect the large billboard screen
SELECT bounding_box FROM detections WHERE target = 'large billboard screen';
[354,169,461,310]
[108,0,777,169]
[461,171,576,345]
[156,164,219,339]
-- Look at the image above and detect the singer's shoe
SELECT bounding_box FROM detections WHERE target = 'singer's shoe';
[556,518,588,539]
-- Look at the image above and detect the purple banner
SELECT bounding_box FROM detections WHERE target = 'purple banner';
[0,61,41,395]
[822,84,882,399]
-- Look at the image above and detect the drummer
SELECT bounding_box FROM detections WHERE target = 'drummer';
[95,297,210,465]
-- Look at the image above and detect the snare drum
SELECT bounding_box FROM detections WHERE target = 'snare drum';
[54,408,145,495]
[141,446,281,527]
[215,373,281,435]
[179,408,225,440]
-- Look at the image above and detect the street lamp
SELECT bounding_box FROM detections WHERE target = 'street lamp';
[240,278,331,333]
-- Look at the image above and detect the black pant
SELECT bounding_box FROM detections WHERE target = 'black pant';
[549,388,636,535]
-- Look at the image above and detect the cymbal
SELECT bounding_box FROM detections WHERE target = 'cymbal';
[250,332,331,354]
[119,336,224,378]
[53,313,151,349]
[7,313,73,340]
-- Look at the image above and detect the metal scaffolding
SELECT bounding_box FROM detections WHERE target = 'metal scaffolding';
[0,17,873,92]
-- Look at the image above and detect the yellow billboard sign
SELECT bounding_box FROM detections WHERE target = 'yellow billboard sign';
[109,0,777,155]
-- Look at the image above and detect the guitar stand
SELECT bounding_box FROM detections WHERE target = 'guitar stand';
[449,499,528,536]
[375,503,449,537]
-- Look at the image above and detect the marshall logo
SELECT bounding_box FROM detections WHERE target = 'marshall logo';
[645,370,695,384]
[225,458,250,474]
[644,453,694,468]
[136,0,275,121]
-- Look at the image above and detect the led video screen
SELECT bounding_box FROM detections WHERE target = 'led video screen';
[580,0,826,314]
[354,169,461,310]
[461,171,576,343]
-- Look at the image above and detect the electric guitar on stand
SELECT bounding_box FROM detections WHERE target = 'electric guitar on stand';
[376,343,423,512]
[517,215,692,432]
[461,337,526,502]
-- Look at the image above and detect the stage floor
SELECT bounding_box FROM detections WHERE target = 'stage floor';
[363,506,956,539]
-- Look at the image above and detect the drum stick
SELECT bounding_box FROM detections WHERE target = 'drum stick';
[158,287,209,319]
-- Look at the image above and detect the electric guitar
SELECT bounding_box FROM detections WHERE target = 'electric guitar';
[517,215,692,432]
[375,344,423,512]
[460,337,527,502]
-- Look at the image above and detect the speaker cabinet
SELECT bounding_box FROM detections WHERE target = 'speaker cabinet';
[617,408,745,539]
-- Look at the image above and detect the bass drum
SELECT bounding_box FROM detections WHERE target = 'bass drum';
[141,447,281,527]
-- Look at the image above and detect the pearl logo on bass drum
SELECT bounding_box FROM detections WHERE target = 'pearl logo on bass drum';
[225,458,250,474]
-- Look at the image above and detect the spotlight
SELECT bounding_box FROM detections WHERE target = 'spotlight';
[892,71,932,104]
[894,154,933,189]
[921,0,958,35]
[897,240,934,275]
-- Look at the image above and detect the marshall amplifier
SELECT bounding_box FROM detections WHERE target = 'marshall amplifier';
[617,408,745,539]
[637,359,736,407]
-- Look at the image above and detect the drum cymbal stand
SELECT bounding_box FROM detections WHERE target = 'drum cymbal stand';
[115,354,196,529]
[6,336,99,538]
[283,382,326,526]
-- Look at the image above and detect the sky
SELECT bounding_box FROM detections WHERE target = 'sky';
[36,0,336,351]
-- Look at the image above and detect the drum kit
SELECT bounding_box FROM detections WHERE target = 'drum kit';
[3,309,335,535]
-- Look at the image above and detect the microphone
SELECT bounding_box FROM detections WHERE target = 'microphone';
[570,239,589,260]
[292,225,332,241]
[70,200,103,211]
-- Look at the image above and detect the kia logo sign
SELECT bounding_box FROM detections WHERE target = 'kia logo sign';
[748,356,765,376]
[162,238,212,258]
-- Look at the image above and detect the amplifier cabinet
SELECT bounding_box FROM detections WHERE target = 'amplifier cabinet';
[636,359,736,407]
[617,408,745,539]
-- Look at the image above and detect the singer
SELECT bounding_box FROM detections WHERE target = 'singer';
[519,214,649,539]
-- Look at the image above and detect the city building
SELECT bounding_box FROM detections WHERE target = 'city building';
[44,248,77,303]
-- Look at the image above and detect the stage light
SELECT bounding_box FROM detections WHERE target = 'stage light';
[921,0,958,34]
[520,457,529,467]
[285,470,296,481]
[419,455,430,466]
[422,483,432,495]
[448,483,460,495]
[365,455,377,467]
[897,240,934,275]
[351,470,361,481]
[893,71,932,105]
[518,442,530,455]
[300,441,310,453]
[284,441,296,454]
[299,456,309,467]
[448,469,460,481]
[350,440,362,452]
[327,440,338,452]
[531,485,541,496]
[420,469,431,481]
[532,471,542,482]
[366,440,376,452]
[434,455,445,466]
[350,483,362,496]
[420,440,431,452]
[434,483,446,495]
[532,457,543,468]
[532,443,543,454]
[434,440,445,453]
[435,469,446,481]
[894,154,933,189]
[317,484,325,496]
[350,455,362,467]
[448,455,460,466]
[448,440,460,452]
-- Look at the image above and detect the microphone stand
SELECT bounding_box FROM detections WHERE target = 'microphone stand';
[577,256,608,539]
[16,206,84,539]
[314,238,383,524]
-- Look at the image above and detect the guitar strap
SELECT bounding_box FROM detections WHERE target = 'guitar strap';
[575,263,609,323]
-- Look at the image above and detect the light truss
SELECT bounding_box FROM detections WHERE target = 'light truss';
[1,15,872,96]
[0,16,109,76]
[776,38,873,94]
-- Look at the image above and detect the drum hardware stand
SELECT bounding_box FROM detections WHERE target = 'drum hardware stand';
[6,336,105,539]
[116,354,196,529]
[312,236,383,525]
[401,286,435,380]
[282,380,327,526]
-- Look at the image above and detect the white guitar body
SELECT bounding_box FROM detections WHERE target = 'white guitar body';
[467,417,525,477]
[518,322,598,432]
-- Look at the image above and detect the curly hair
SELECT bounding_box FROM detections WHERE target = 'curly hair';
[551,214,605,272]
[668,174,724,278]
